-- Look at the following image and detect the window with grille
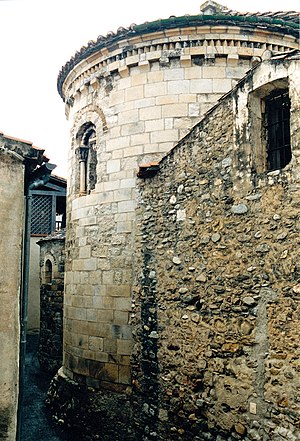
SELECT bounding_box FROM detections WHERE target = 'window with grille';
[31,195,53,234]
[264,89,291,171]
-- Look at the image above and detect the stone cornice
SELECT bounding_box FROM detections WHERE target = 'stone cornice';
[57,11,300,101]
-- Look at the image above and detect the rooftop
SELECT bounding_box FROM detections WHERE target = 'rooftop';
[57,3,300,99]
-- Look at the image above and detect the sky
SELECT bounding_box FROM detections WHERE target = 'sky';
[0,0,299,177]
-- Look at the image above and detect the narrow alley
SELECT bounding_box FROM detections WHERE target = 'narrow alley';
[20,333,71,441]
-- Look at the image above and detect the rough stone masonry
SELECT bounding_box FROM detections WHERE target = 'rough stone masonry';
[134,53,300,440]
[48,3,300,440]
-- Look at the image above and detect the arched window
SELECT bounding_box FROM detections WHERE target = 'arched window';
[248,78,291,173]
[76,122,97,195]
[45,259,52,284]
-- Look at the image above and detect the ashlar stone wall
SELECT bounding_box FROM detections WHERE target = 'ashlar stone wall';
[134,55,300,440]
[62,22,299,390]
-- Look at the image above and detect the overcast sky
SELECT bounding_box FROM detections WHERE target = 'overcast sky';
[0,0,299,177]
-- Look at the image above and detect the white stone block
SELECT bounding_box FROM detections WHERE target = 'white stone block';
[117,200,136,213]
[107,159,121,174]
[167,80,190,95]
[163,68,184,81]
[190,79,213,93]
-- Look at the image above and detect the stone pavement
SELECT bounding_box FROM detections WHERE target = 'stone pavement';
[20,333,70,441]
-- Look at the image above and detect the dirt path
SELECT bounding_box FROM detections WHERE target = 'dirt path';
[20,333,71,441]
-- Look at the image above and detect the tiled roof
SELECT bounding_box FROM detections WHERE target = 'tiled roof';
[57,5,299,99]
[37,228,66,243]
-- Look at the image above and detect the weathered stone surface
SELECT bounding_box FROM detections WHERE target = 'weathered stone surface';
[38,232,65,373]
[134,55,300,440]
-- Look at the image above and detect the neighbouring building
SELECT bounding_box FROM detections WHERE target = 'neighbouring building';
[0,132,55,441]
[48,2,300,440]
[28,174,66,332]
[38,229,66,373]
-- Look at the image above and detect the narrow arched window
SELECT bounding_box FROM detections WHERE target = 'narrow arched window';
[45,259,52,284]
[76,122,97,195]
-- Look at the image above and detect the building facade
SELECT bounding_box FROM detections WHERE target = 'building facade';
[58,0,299,390]
[28,175,66,332]
[50,2,300,439]
[0,133,54,441]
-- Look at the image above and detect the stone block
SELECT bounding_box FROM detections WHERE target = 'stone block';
[88,336,104,352]
[107,285,131,297]
[117,199,136,213]
[147,71,164,82]
[167,80,190,95]
[202,66,226,78]
[131,72,147,86]
[123,145,144,157]
[113,188,132,202]
[92,296,103,309]
[156,95,178,105]
[109,90,125,106]
[97,309,114,323]
[103,363,119,382]
[107,159,121,174]
[144,82,166,97]
[103,339,117,354]
[117,339,132,356]
[179,93,197,103]
[118,109,139,125]
[106,135,130,152]
[180,55,192,67]
[151,129,179,143]
[139,105,162,120]
[165,118,173,130]
[190,79,213,93]
[125,85,144,102]
[119,365,131,385]
[83,258,97,271]
[145,119,164,132]
[162,104,188,118]
[212,78,232,93]
[121,121,145,136]
[134,97,156,109]
[116,221,132,233]
[79,246,91,259]
[114,297,132,311]
[119,178,136,189]
[79,216,97,227]
[113,310,130,325]
[86,308,98,322]
[111,149,123,160]
[131,132,150,146]
[163,68,184,81]
[185,66,202,79]
[117,76,131,90]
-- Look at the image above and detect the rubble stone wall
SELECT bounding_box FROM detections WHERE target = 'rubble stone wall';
[134,58,300,440]
[62,23,299,389]
[38,234,65,373]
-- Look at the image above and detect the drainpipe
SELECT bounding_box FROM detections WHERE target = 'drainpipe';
[17,164,56,441]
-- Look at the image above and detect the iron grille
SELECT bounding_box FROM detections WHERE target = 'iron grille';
[265,90,291,171]
[31,195,53,234]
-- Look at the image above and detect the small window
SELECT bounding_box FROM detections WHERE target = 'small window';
[264,89,291,171]
[45,259,52,284]
[76,122,97,195]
